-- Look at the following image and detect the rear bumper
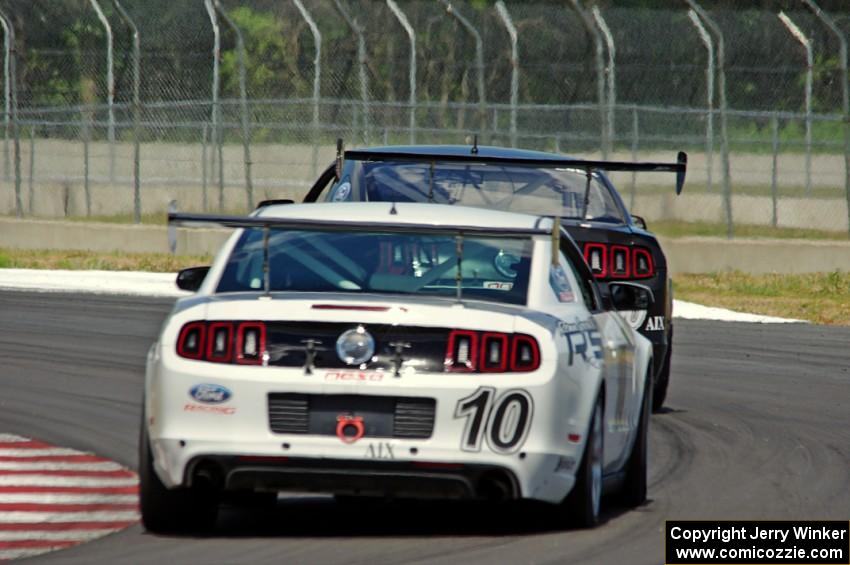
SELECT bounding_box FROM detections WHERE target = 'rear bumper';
[186,455,520,501]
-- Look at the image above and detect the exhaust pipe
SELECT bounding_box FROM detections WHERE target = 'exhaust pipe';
[191,460,224,491]
[477,472,513,502]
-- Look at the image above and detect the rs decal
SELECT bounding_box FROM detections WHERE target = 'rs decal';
[454,387,534,454]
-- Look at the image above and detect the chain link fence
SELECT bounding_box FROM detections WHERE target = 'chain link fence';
[0,0,849,239]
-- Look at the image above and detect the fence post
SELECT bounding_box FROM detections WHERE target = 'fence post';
[441,1,487,134]
[687,9,714,192]
[630,106,639,209]
[112,0,141,223]
[201,123,208,212]
[89,0,115,184]
[293,0,322,176]
[28,125,34,214]
[386,0,416,145]
[778,12,812,196]
[591,6,615,156]
[333,0,370,144]
[495,1,517,147]
[1,13,8,182]
[570,0,606,158]
[802,0,849,238]
[686,1,732,239]
[216,1,253,210]
[771,114,779,228]
[83,110,91,217]
[0,9,20,218]
[203,0,224,211]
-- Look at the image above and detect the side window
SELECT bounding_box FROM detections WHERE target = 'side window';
[559,238,600,312]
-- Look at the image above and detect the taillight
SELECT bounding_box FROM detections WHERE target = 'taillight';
[207,322,234,363]
[445,330,540,373]
[583,243,654,280]
[583,243,608,278]
[445,330,478,372]
[610,245,630,278]
[176,322,205,360]
[633,248,653,277]
[510,334,541,372]
[236,322,266,365]
[177,321,267,364]
[480,333,509,372]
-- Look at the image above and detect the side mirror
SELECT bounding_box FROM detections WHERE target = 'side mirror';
[176,266,210,292]
[608,282,655,311]
[631,215,647,230]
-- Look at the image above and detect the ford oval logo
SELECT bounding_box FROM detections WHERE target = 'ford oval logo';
[189,384,232,404]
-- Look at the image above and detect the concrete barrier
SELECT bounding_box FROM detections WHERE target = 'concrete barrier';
[2,217,849,274]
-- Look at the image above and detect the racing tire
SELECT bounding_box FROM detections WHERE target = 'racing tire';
[564,395,604,528]
[139,417,219,534]
[652,329,672,412]
[621,366,651,507]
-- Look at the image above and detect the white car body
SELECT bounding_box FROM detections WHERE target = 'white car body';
[144,202,652,517]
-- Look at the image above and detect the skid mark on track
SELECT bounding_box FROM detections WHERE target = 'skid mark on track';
[0,434,138,562]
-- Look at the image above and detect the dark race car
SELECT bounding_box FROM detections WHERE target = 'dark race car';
[302,144,686,411]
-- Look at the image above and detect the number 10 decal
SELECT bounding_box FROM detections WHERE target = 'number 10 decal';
[454,387,534,454]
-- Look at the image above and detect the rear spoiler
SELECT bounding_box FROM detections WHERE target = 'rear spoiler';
[168,211,554,239]
[345,150,688,195]
[167,211,562,301]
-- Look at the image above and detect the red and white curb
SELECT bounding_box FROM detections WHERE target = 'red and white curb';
[0,434,138,562]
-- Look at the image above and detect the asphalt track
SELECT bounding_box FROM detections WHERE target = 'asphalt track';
[1,291,848,564]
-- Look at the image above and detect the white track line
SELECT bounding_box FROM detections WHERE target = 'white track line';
[0,530,117,541]
[0,449,92,457]
[0,436,29,443]
[0,476,137,487]
[0,494,136,504]
[0,462,124,471]
[0,511,139,523]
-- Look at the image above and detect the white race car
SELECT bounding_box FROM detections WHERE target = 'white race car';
[141,202,655,533]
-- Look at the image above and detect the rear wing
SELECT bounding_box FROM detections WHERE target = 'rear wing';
[345,150,688,195]
[168,211,562,301]
[168,211,554,239]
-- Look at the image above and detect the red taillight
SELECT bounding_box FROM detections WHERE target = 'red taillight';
[445,330,540,373]
[610,245,630,278]
[177,321,267,364]
[633,248,653,277]
[583,243,608,278]
[510,334,541,372]
[177,322,205,360]
[236,322,267,365]
[480,333,509,372]
[583,243,654,280]
[445,330,479,372]
[207,322,234,363]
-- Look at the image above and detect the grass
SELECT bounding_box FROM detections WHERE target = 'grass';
[0,248,211,272]
[673,271,850,325]
[650,220,849,241]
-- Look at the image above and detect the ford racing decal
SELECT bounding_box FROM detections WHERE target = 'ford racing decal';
[189,383,232,404]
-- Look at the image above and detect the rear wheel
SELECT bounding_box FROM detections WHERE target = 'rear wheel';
[564,395,604,528]
[652,331,672,412]
[622,366,651,507]
[139,416,218,534]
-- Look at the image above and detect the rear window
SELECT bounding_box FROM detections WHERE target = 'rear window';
[355,160,625,223]
[216,229,533,306]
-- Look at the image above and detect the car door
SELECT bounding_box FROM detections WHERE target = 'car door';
[556,236,637,472]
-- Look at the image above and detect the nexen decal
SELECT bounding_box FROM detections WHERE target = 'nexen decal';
[644,316,665,331]
[324,370,384,382]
